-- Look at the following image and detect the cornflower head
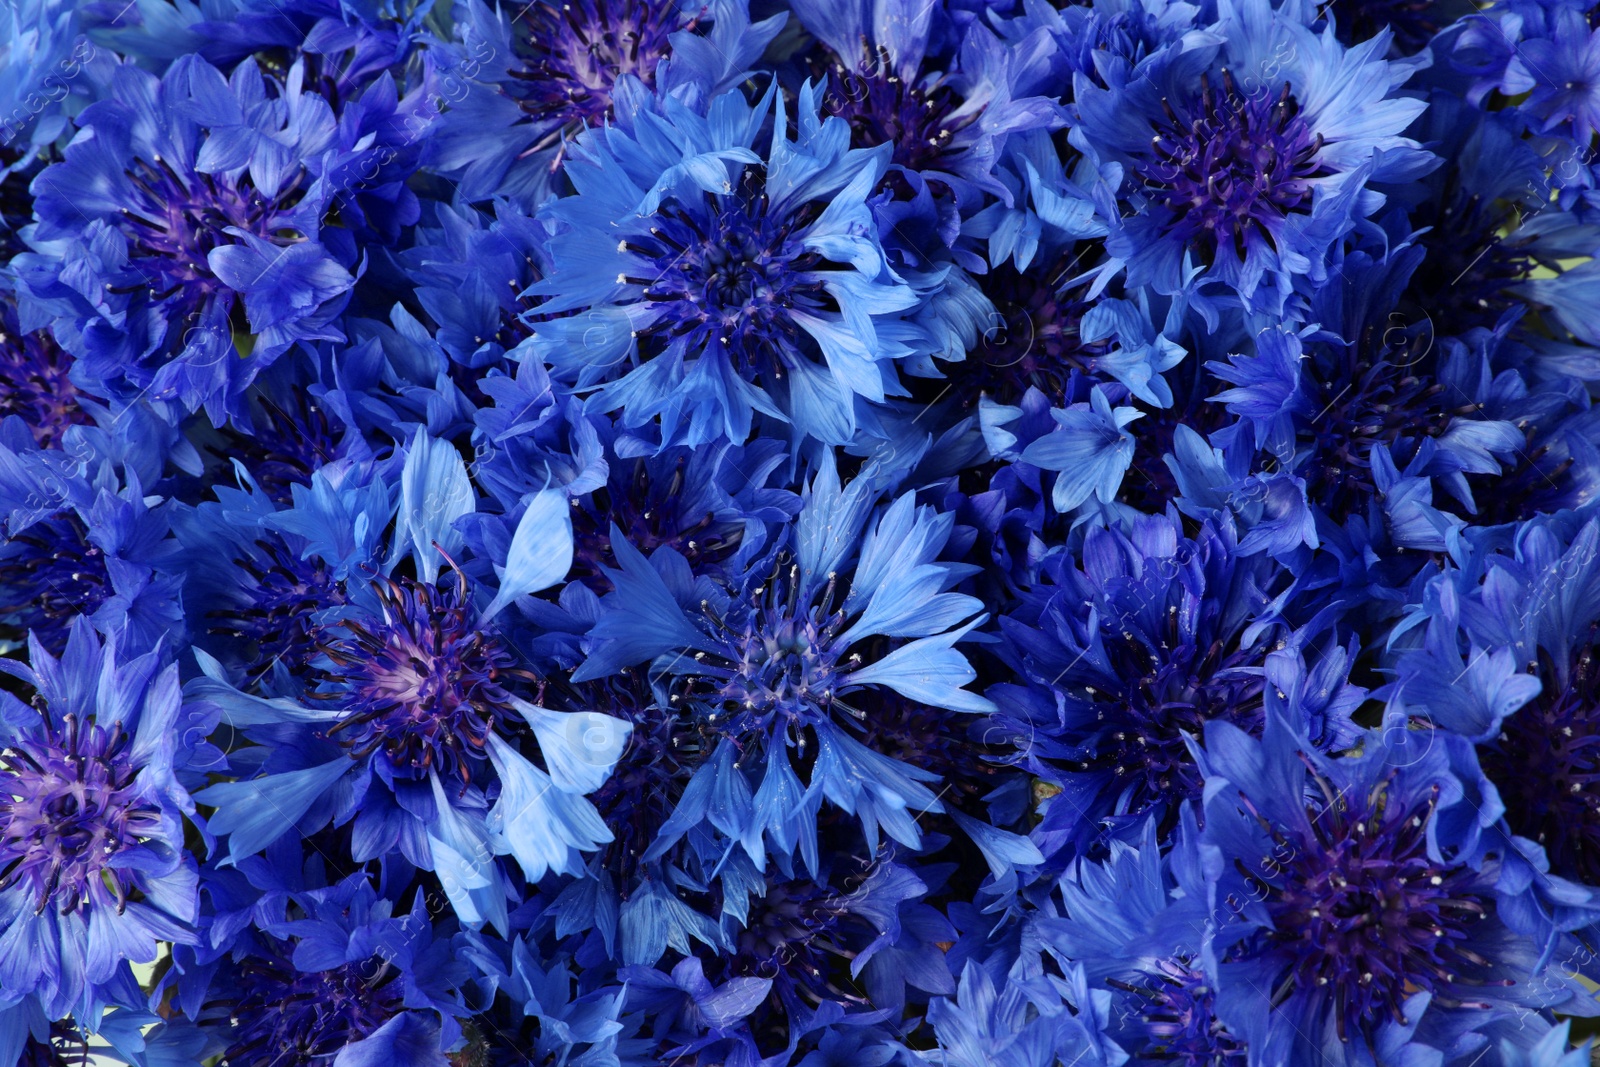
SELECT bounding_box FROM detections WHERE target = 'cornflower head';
[1072,0,1433,318]
[571,458,993,959]
[187,442,631,935]
[0,620,208,1021]
[991,510,1364,860]
[789,0,1065,198]
[0,449,183,657]
[1391,512,1600,888]
[609,858,956,1055]
[521,81,949,448]
[200,874,469,1067]
[425,0,785,204]
[1197,709,1592,1064]
[17,54,360,425]
[1205,249,1594,541]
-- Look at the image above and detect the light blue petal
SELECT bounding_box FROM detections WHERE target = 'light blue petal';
[330,1013,447,1067]
[194,758,351,863]
[510,697,632,795]
[842,618,995,713]
[485,734,611,882]
[481,488,573,621]
[399,428,476,584]
[948,810,1045,880]
[425,772,506,933]
[187,648,342,727]
[699,976,773,1029]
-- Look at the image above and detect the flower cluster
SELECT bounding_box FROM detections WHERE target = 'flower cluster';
[5,0,1600,1064]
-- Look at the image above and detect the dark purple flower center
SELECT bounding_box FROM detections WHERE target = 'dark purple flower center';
[222,393,345,504]
[722,610,845,724]
[112,154,306,324]
[963,260,1110,406]
[0,512,111,653]
[825,47,971,173]
[1243,772,1493,1042]
[1479,644,1600,884]
[1144,76,1327,259]
[692,560,852,736]
[571,457,743,587]
[208,534,347,682]
[0,312,90,449]
[1404,187,1535,335]
[315,573,532,784]
[509,0,685,135]
[586,677,702,886]
[1064,613,1267,813]
[0,714,160,915]
[1108,957,1246,1066]
[226,949,405,1067]
[1302,321,1461,516]
[723,876,868,1010]
[625,181,830,376]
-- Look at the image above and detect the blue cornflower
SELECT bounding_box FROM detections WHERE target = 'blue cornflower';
[200,874,469,1067]
[171,465,355,684]
[1391,512,1600,886]
[188,451,630,932]
[1040,814,1244,1065]
[1207,249,1575,532]
[1197,709,1593,1064]
[1518,6,1600,143]
[1357,78,1600,368]
[991,510,1364,858]
[789,0,1064,196]
[521,81,942,447]
[207,370,360,505]
[567,431,799,586]
[570,457,991,953]
[0,620,207,1024]
[0,291,93,451]
[467,360,610,522]
[426,0,785,204]
[0,448,184,656]
[676,859,960,1037]
[16,55,358,425]
[1381,92,1553,339]
[954,128,1131,407]
[1072,0,1433,317]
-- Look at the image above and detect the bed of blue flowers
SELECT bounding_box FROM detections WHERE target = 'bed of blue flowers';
[11,0,1600,1063]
